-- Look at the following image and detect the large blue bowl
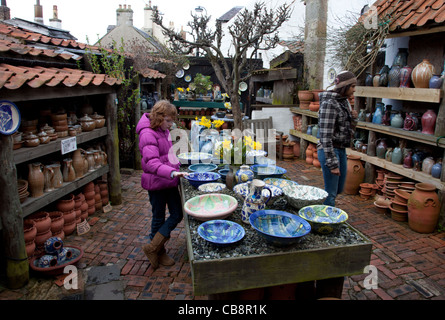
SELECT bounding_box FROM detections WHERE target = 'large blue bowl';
[250,165,287,179]
[249,210,311,246]
[197,220,245,246]
[298,205,349,234]
[188,163,218,172]
[185,172,221,188]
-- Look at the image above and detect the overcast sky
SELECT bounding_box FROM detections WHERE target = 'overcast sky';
[6,0,261,43]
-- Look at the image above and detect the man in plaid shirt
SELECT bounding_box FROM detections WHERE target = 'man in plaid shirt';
[317,71,358,206]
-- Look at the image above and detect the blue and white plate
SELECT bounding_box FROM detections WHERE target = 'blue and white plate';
[0,100,21,135]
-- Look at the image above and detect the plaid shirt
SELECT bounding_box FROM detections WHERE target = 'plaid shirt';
[317,91,356,170]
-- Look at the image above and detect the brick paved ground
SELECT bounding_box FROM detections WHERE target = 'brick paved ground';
[1,158,444,300]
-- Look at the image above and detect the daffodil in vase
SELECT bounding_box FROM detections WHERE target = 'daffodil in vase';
[195,116,225,155]
[213,135,263,165]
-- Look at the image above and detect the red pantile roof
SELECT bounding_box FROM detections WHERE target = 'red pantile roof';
[0,64,123,90]
[369,0,445,33]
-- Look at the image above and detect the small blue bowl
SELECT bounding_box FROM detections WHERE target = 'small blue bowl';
[218,168,229,182]
[249,210,311,246]
[250,165,287,179]
[198,220,245,246]
[185,172,221,188]
[188,163,218,172]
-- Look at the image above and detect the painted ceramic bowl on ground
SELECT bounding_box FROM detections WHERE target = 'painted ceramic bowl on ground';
[178,152,213,165]
[185,172,221,188]
[250,165,287,179]
[298,205,349,235]
[233,182,282,205]
[263,178,299,190]
[282,184,328,210]
[198,182,226,193]
[188,163,218,172]
[184,193,238,221]
[29,245,83,276]
[197,220,245,246]
[249,210,311,246]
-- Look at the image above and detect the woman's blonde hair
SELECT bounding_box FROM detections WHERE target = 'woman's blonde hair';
[149,100,177,130]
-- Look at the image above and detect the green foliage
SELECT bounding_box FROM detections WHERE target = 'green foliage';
[192,73,213,95]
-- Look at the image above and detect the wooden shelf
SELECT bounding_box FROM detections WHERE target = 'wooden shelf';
[356,122,445,148]
[289,129,319,144]
[20,165,109,218]
[13,127,108,165]
[355,86,443,103]
[290,107,319,118]
[347,149,444,190]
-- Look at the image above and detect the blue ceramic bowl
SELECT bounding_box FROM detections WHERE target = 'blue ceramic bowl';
[249,210,311,246]
[197,220,245,246]
[188,163,218,172]
[263,178,299,190]
[185,172,221,188]
[218,168,229,182]
[250,165,287,179]
[298,205,349,235]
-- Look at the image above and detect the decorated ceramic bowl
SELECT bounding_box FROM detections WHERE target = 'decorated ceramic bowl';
[188,163,218,172]
[185,172,221,188]
[249,210,311,246]
[198,183,226,193]
[250,165,287,179]
[233,182,282,205]
[282,184,328,210]
[197,220,245,246]
[218,168,229,182]
[184,193,238,221]
[178,152,213,165]
[29,245,84,276]
[263,178,299,190]
[298,205,349,234]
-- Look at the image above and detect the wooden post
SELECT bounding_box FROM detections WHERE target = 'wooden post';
[0,135,29,289]
[105,93,122,205]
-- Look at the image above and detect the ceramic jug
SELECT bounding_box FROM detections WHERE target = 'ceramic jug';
[235,165,254,184]
[431,160,442,179]
[372,103,384,124]
[28,163,44,198]
[50,162,63,188]
[43,165,55,193]
[376,139,387,159]
[86,151,95,172]
[399,65,413,87]
[241,179,271,224]
[72,149,85,178]
[392,147,403,165]
[390,113,404,128]
[63,158,76,182]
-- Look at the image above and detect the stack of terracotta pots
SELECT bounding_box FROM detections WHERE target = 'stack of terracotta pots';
[97,180,109,206]
[26,211,52,250]
[56,194,76,236]
[51,112,68,138]
[390,188,409,222]
[23,220,37,258]
[75,192,89,221]
[49,211,65,240]
[74,193,84,224]
[298,90,313,110]
[94,183,102,212]
[83,182,96,216]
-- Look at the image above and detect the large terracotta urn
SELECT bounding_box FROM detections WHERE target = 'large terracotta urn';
[411,59,435,88]
[407,183,440,233]
[344,155,365,195]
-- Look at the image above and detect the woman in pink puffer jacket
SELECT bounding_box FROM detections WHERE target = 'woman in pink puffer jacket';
[136,100,188,269]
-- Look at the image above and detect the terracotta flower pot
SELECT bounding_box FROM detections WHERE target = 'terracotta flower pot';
[56,194,75,212]
[63,221,76,236]
[23,220,37,243]
[48,211,64,233]
[298,90,314,102]
[27,211,51,234]
[344,155,365,195]
[25,240,36,258]
[62,209,76,224]
[34,229,52,249]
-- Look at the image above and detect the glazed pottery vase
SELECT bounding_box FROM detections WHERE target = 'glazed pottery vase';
[421,109,437,135]
[403,113,417,131]
[63,158,76,182]
[43,165,55,193]
[28,162,44,198]
[411,59,435,88]
[422,157,435,174]
[388,65,401,87]
[407,183,440,233]
[72,149,85,178]
[412,152,421,171]
[391,147,403,165]
[372,103,384,124]
[399,65,412,87]
[372,74,380,87]
[393,48,408,67]
[49,162,63,189]
[241,179,272,224]
[376,139,388,159]
[312,124,319,137]
[403,150,413,168]
[38,254,58,268]
[57,247,73,264]
[390,113,404,128]
[431,161,442,179]
[235,165,254,184]
[44,236,63,255]
[344,155,365,195]
[365,73,373,86]
[378,65,389,86]
[385,148,393,162]
[429,75,443,89]
[358,109,366,121]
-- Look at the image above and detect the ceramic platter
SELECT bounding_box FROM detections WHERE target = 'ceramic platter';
[184,75,192,82]
[197,220,245,246]
[183,63,190,70]
[184,193,238,221]
[198,183,226,193]
[239,81,248,92]
[175,69,184,78]
[0,100,21,135]
[298,205,349,234]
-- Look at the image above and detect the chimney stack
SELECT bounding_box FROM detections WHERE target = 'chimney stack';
[34,0,44,24]
[0,0,11,21]
[117,3,134,27]
[49,5,62,29]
